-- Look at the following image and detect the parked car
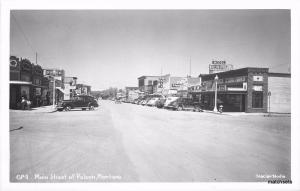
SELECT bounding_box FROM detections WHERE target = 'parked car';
[164,96,180,109]
[147,97,160,106]
[141,98,151,106]
[156,98,166,108]
[164,97,203,112]
[57,95,99,111]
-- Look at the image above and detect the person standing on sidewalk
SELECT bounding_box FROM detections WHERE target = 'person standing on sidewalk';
[20,96,26,110]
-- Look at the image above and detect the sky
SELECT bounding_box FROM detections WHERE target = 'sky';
[10,10,291,90]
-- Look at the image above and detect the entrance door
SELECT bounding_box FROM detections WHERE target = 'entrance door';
[10,85,17,109]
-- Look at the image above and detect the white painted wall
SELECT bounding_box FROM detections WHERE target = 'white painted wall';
[268,77,291,113]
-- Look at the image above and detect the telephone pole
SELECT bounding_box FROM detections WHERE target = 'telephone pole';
[189,56,191,77]
[36,52,38,65]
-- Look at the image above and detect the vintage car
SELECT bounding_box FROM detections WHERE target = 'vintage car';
[156,98,167,108]
[146,97,160,107]
[164,97,203,112]
[57,95,99,111]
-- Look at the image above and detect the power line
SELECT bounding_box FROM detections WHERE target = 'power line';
[11,13,53,68]
[11,13,35,55]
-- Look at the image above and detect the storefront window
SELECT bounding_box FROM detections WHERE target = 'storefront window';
[252,91,263,108]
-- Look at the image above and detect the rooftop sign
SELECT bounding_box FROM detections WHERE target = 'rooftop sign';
[209,60,233,74]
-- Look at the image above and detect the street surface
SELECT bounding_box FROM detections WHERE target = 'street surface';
[10,100,291,182]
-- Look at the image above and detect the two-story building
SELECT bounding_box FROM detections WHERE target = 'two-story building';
[63,77,78,100]
[138,76,160,94]
[9,56,49,109]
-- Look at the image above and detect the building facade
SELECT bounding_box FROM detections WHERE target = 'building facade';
[43,68,65,105]
[75,84,91,96]
[125,87,139,101]
[138,76,160,94]
[9,56,50,109]
[63,77,78,100]
[198,67,269,113]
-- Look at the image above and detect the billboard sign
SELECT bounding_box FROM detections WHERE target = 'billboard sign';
[209,60,233,74]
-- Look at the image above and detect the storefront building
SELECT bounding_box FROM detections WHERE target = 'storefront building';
[198,67,269,113]
[138,75,201,97]
[43,68,65,104]
[10,56,29,109]
[75,84,91,96]
[138,76,160,94]
[125,87,139,101]
[10,56,49,109]
[31,64,46,107]
[64,77,78,100]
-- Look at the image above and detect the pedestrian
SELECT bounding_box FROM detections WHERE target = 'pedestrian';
[20,96,26,110]
[26,100,31,110]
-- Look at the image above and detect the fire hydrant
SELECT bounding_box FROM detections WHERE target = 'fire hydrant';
[219,105,223,113]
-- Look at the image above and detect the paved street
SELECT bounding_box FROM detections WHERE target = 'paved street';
[10,100,291,182]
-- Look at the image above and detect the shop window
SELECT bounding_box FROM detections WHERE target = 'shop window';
[148,80,152,85]
[252,91,263,108]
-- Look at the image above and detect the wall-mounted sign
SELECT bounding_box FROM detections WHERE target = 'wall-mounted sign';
[35,88,41,96]
[170,77,188,90]
[10,59,18,67]
[253,76,263,81]
[227,82,247,91]
[224,76,246,83]
[253,85,263,91]
[44,69,64,77]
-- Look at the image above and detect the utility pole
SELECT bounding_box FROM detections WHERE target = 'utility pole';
[189,56,191,77]
[35,52,38,65]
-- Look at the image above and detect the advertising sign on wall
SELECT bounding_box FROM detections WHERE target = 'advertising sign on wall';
[209,60,233,74]
[253,76,263,81]
[170,77,188,90]
[35,88,41,96]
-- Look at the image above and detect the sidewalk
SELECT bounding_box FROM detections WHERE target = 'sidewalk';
[10,105,57,113]
[202,110,291,117]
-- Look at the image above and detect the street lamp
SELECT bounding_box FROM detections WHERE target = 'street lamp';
[52,70,57,109]
[213,75,219,112]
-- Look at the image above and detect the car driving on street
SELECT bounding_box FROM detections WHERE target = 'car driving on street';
[57,95,99,111]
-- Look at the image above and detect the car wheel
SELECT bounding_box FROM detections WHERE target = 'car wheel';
[177,106,183,111]
[64,106,71,111]
[89,105,95,110]
[82,108,86,111]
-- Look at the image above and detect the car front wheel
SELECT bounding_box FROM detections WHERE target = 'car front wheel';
[64,106,71,111]
[89,105,95,110]
[177,106,183,111]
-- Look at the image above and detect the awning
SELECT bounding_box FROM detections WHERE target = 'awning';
[10,81,32,85]
[56,87,67,94]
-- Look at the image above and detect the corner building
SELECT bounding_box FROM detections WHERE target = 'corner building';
[199,67,269,113]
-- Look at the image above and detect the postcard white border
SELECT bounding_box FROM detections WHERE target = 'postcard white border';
[1,0,299,190]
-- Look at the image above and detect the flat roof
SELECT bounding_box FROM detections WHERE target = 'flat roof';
[199,67,269,79]
[268,72,291,78]
[137,75,161,79]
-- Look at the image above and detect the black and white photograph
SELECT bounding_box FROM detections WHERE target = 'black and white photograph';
[1,0,300,191]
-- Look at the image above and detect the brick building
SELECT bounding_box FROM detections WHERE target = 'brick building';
[199,67,269,112]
